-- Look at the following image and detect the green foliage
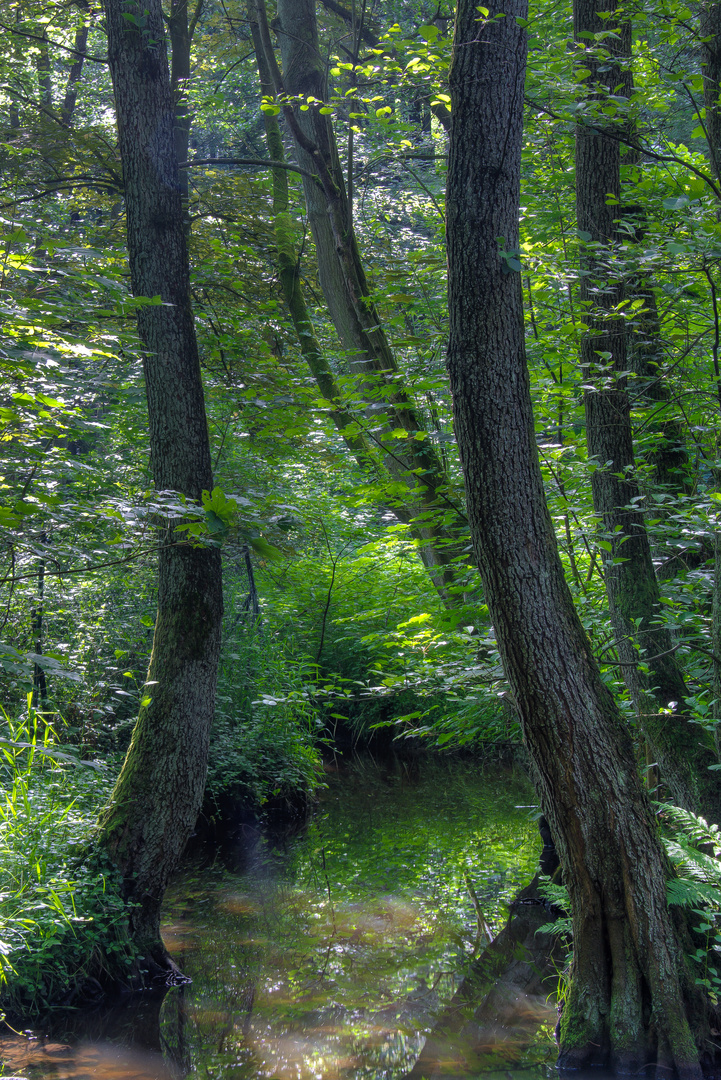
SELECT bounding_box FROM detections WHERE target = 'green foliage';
[660,804,721,1004]
[3,4,721,1043]
[538,879,573,940]
[0,704,134,1015]
[206,609,323,813]
[661,804,721,906]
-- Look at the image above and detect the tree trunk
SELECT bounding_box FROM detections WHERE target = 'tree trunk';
[35,30,53,111]
[446,1,705,1073]
[31,534,47,708]
[257,0,468,598]
[168,0,202,216]
[247,0,380,476]
[701,2,721,186]
[60,25,88,127]
[624,208,690,503]
[574,0,719,819]
[98,0,223,970]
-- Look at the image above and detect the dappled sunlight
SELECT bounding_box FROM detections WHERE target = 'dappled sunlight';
[2,758,548,1080]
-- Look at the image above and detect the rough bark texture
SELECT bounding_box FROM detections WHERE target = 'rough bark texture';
[168,0,202,213]
[447,1,704,1073]
[574,0,719,819]
[259,0,468,598]
[701,3,721,185]
[98,0,223,968]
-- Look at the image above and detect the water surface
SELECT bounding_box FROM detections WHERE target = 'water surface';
[0,755,558,1080]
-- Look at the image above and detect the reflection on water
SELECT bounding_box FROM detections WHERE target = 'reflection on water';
[0,1041,179,1080]
[0,994,180,1079]
[1,756,559,1080]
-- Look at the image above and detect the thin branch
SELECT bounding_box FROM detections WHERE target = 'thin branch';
[4,545,164,583]
[0,181,122,210]
[526,94,721,201]
[599,645,680,667]
[177,156,318,182]
[0,21,105,62]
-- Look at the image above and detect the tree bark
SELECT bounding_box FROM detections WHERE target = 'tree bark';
[60,24,89,127]
[97,0,223,969]
[168,0,202,215]
[574,0,719,819]
[247,0,380,476]
[258,0,468,598]
[701,2,721,186]
[447,1,704,1073]
[35,29,53,111]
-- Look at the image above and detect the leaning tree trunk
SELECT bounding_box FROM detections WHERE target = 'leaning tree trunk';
[247,1,380,476]
[97,0,223,970]
[446,0,706,1073]
[255,0,468,600]
[574,0,720,820]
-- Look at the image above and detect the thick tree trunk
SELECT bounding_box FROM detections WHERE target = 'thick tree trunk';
[98,0,223,969]
[574,0,719,819]
[447,1,705,1073]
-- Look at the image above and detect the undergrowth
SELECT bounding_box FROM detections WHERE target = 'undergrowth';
[205,627,324,814]
[0,702,135,1017]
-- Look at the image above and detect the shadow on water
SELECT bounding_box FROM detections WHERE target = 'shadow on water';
[0,754,590,1080]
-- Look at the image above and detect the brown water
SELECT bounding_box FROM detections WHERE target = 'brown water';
[0,756,559,1080]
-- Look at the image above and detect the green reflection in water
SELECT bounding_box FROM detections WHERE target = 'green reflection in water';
[159,756,552,1080]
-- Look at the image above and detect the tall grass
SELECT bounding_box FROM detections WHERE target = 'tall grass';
[0,700,134,1016]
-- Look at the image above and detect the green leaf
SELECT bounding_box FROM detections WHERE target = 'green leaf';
[249,536,282,560]
[662,196,690,210]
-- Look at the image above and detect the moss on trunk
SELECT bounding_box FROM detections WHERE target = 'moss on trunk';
[98,0,223,973]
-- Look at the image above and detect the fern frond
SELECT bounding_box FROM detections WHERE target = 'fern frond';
[658,803,721,856]
[664,838,721,883]
[667,877,721,909]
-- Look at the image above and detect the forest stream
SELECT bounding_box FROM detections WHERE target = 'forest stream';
[0,756,560,1080]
